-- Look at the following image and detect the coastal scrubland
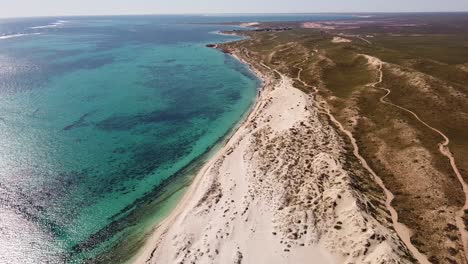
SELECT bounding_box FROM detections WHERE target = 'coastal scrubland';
[219,14,468,263]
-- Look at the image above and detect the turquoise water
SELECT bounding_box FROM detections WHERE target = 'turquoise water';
[0,15,352,263]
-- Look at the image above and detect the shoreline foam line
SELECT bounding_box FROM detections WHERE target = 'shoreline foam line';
[0,33,40,39]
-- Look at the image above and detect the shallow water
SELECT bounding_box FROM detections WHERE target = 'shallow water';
[0,14,352,263]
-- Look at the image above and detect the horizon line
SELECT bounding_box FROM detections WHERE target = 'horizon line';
[1,11,468,19]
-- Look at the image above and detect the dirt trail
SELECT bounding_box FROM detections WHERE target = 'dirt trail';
[357,36,372,45]
[289,55,431,264]
[364,55,468,259]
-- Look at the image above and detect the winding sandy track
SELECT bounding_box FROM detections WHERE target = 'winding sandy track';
[289,55,431,264]
[364,55,468,259]
[357,36,372,45]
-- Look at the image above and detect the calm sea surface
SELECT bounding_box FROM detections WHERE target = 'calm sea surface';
[0,14,352,263]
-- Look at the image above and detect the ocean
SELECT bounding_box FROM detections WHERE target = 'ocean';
[0,14,352,263]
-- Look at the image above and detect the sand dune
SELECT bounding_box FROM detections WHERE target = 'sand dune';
[132,51,414,264]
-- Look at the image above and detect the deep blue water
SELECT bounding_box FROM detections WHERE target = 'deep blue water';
[0,14,353,263]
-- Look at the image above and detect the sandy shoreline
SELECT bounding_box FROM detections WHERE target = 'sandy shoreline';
[131,45,415,263]
[129,50,266,264]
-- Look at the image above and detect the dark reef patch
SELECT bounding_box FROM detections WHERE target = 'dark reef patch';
[44,49,83,61]
[96,104,223,131]
[54,56,115,71]
[96,110,189,131]
[223,89,242,102]
[63,111,95,131]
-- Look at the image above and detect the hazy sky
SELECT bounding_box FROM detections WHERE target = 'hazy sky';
[1,0,467,18]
